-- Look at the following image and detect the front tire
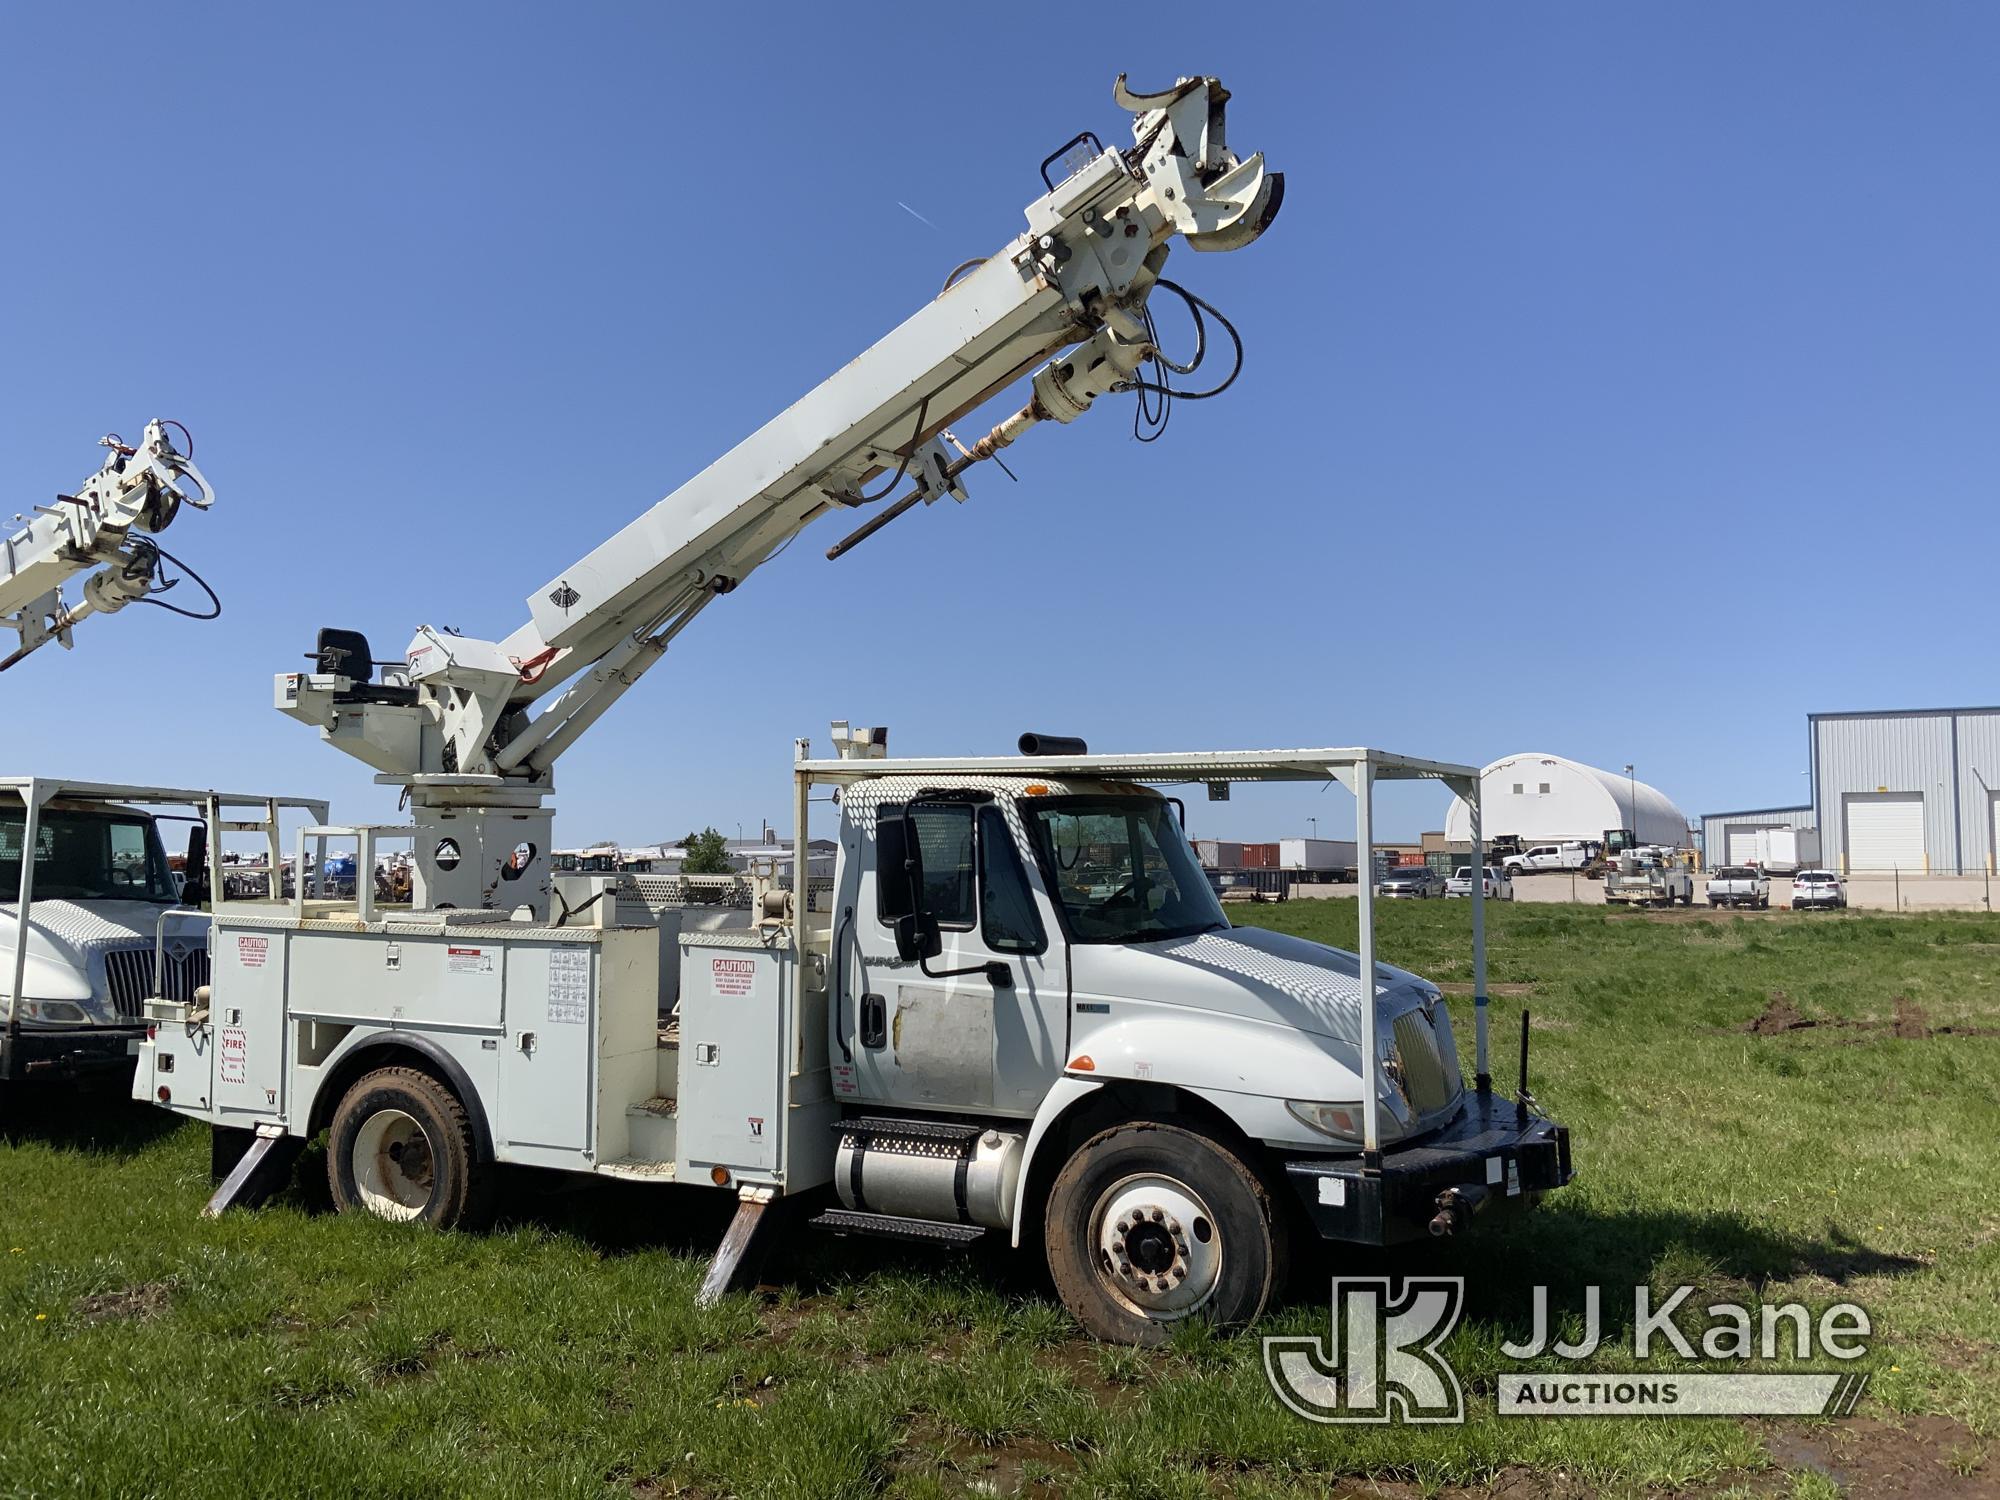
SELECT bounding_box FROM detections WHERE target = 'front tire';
[327,1066,493,1229]
[1044,1121,1286,1346]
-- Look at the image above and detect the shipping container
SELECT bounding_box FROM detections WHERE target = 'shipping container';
[1277,837,1358,872]
[1241,842,1280,869]
[1194,839,1246,870]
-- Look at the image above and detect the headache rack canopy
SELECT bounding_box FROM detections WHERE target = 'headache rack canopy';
[2,777,331,1046]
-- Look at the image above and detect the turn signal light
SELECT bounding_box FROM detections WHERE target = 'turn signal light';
[156,1085,170,1103]
[1023,784,1049,796]
[709,1166,730,1187]
[1067,1055,1096,1072]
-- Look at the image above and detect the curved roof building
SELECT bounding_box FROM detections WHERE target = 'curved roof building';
[1443,752,1688,850]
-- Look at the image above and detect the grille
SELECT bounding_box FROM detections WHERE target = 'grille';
[102,944,211,1019]
[1391,1009,1454,1115]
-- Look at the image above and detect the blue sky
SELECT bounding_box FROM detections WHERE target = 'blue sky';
[4,4,1995,849]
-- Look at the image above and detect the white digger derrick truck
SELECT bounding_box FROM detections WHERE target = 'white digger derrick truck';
[2,421,218,672]
[132,76,1572,1342]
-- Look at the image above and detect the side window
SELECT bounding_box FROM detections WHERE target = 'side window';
[978,807,1045,954]
[877,802,975,930]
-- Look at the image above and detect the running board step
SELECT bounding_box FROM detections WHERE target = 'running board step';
[811,1208,988,1245]
[834,1115,986,1142]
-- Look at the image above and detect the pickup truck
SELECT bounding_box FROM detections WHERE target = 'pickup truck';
[1503,842,1590,876]
[1705,865,1771,909]
[1446,865,1514,901]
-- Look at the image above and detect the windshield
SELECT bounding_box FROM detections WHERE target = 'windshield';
[1715,866,1752,879]
[1027,797,1226,943]
[1453,867,1472,880]
[0,806,176,903]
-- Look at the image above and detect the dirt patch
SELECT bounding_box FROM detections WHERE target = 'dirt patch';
[73,1281,173,1324]
[1735,991,2000,1041]
[1743,992,1814,1035]
[1609,906,1786,924]
[897,1415,1079,1496]
[1754,1414,1999,1499]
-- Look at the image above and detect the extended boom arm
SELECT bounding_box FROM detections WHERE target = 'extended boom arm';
[2,420,216,672]
[279,75,1282,912]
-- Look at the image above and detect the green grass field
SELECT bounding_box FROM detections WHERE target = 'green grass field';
[3,902,1997,1498]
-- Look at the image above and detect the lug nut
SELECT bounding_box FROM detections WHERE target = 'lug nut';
[1149,1208,1164,1223]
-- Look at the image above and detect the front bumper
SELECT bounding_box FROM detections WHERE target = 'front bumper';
[1282,1092,1573,1245]
[0,1025,144,1082]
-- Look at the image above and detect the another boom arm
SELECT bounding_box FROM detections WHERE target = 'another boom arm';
[1,420,216,672]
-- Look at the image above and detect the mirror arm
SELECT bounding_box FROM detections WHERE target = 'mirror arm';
[919,956,1013,987]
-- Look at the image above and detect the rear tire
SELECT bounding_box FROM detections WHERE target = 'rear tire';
[1044,1120,1286,1346]
[327,1066,493,1230]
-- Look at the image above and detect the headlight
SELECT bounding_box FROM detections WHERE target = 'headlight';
[1285,1100,1364,1141]
[0,996,91,1024]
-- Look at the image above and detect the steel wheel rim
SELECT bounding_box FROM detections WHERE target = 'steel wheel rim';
[1090,1172,1222,1320]
[352,1108,436,1221]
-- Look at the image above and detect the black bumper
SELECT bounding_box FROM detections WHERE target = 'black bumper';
[0,1027,143,1083]
[1282,1093,1573,1245]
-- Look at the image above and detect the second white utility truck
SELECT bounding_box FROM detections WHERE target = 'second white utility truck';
[132,75,1571,1342]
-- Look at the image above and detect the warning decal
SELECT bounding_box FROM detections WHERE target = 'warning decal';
[711,957,756,997]
[220,1027,247,1085]
[547,947,589,1024]
[446,946,493,976]
[236,936,269,969]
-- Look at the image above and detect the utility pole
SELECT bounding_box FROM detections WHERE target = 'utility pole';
[1624,764,1637,844]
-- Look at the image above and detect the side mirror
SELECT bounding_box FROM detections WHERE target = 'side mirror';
[894,911,942,963]
[876,808,925,921]
[183,822,208,902]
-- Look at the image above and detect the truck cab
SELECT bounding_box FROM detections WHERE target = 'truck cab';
[2,793,200,1081]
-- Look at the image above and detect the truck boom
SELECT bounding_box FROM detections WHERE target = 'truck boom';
[277,75,1282,912]
[2,421,216,672]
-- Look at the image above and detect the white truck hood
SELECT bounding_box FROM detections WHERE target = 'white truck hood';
[1092,923,1438,1047]
[0,900,192,1011]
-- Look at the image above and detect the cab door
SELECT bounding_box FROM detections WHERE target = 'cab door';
[841,799,1063,1118]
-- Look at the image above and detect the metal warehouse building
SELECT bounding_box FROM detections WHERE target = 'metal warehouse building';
[1442,752,1689,849]
[1701,805,1816,867]
[1807,706,2000,874]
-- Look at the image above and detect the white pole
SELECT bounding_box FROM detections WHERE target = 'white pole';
[1470,779,1489,1091]
[1355,758,1380,1163]
[7,780,44,1048]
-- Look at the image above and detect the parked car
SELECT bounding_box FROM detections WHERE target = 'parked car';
[1791,870,1847,910]
[1503,841,1590,876]
[1445,865,1514,901]
[1705,865,1771,909]
[1376,865,1445,899]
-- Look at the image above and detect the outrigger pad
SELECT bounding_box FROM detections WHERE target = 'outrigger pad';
[695,1194,784,1308]
[202,1130,303,1218]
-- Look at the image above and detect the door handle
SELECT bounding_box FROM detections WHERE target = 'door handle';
[517,1031,537,1056]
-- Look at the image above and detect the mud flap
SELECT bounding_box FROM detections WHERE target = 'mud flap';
[202,1127,303,1217]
